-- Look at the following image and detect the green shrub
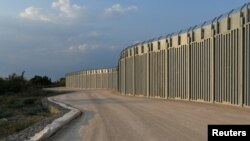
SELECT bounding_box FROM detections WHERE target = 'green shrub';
[23,98,37,105]
[23,105,43,116]
[0,109,13,118]
[51,77,65,87]
[6,95,19,105]
[8,99,25,109]
[30,75,52,87]
[0,78,6,95]
[7,74,25,92]
[6,97,38,109]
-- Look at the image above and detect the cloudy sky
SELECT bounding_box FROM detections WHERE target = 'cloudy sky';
[0,0,249,80]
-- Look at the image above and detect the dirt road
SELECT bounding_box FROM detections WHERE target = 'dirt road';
[48,89,250,141]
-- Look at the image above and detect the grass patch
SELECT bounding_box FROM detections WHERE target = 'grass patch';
[0,109,13,118]
[0,117,43,138]
[0,89,67,139]
[23,98,37,105]
[23,104,44,116]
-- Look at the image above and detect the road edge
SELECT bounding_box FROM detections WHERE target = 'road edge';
[27,97,82,141]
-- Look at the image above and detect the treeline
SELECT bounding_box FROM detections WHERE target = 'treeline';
[0,72,65,95]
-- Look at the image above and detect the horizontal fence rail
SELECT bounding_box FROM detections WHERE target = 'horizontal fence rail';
[66,3,250,107]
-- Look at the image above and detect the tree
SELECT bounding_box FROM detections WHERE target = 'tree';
[52,77,65,87]
[0,77,6,94]
[5,72,27,93]
[30,75,52,87]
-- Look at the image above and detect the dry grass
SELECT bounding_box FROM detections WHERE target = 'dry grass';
[0,89,66,139]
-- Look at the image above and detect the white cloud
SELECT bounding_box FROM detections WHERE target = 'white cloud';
[65,44,98,54]
[20,6,52,22]
[20,0,85,23]
[102,4,138,18]
[52,0,84,18]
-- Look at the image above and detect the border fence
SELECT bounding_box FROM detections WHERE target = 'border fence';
[65,68,118,90]
[66,3,250,107]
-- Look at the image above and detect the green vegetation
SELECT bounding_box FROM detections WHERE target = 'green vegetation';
[0,72,66,139]
[50,77,65,87]
[30,75,52,88]
[0,71,65,95]
[0,117,43,136]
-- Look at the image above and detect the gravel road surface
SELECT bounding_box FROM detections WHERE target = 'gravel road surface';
[48,89,250,141]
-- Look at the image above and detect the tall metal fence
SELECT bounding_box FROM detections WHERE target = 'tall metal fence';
[65,68,118,90]
[66,3,250,107]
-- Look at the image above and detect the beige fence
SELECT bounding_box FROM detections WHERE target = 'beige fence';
[118,4,250,107]
[66,68,118,90]
[66,3,250,107]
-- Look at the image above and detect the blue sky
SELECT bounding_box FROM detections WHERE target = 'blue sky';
[0,0,249,80]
